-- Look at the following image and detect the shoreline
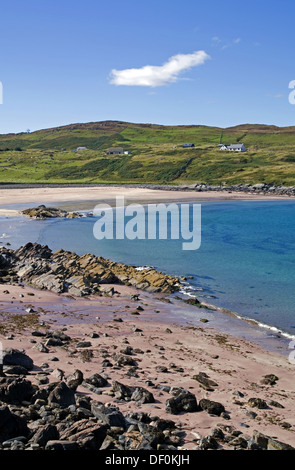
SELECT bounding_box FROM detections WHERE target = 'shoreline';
[0,185,293,218]
[0,185,294,211]
[178,286,295,346]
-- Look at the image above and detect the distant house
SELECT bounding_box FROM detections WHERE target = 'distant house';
[106,148,125,155]
[182,143,195,148]
[76,146,87,151]
[219,143,246,152]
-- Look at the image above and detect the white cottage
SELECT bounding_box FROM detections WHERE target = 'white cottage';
[219,143,246,152]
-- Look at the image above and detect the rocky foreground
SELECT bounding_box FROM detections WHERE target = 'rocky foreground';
[0,345,293,451]
[0,279,294,451]
[0,242,181,296]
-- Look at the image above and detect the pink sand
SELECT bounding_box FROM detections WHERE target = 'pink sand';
[0,284,294,449]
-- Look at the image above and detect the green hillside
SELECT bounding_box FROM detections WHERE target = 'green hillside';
[1,120,295,185]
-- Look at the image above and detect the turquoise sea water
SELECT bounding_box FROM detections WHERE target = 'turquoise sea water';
[1,199,295,337]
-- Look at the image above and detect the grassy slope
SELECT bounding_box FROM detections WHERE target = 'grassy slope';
[1,120,295,185]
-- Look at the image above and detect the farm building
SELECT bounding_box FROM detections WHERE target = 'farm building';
[182,143,195,148]
[219,143,246,152]
[76,146,87,151]
[106,148,125,155]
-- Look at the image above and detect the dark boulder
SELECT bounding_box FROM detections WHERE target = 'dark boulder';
[48,382,75,408]
[0,377,35,404]
[83,373,109,388]
[199,398,225,416]
[131,387,155,404]
[198,435,219,450]
[248,398,268,409]
[45,440,79,450]
[0,406,29,443]
[260,374,279,386]
[253,430,295,450]
[65,369,84,391]
[193,372,218,391]
[3,365,29,376]
[112,381,133,400]
[137,429,165,450]
[58,419,109,450]
[91,402,126,428]
[30,424,59,447]
[45,337,64,347]
[115,355,137,367]
[165,389,198,415]
[3,349,34,371]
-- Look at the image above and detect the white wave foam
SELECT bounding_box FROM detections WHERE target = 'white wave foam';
[179,282,295,342]
[135,266,153,271]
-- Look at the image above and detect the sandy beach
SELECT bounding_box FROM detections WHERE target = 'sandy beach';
[0,282,294,450]
[0,185,291,216]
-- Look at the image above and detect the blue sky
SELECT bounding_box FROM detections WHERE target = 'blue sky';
[0,0,294,133]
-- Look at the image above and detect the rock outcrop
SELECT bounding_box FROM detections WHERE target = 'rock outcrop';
[0,242,181,296]
[22,205,82,219]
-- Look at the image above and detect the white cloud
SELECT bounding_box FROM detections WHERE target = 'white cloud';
[266,93,284,99]
[233,38,241,44]
[109,51,210,87]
